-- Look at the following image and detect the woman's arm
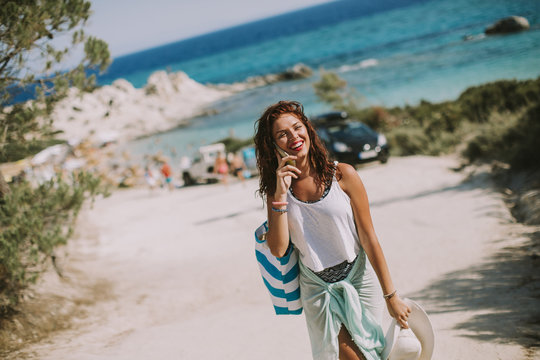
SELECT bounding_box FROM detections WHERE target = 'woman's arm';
[338,162,411,328]
[265,154,300,257]
[265,193,290,258]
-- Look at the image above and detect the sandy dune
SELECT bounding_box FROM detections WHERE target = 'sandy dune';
[14,155,538,359]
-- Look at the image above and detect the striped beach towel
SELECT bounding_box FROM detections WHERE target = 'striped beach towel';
[254,221,302,315]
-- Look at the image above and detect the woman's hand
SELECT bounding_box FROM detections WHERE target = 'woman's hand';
[274,151,300,199]
[386,294,411,329]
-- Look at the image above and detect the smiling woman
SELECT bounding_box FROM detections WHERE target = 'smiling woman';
[253,100,412,360]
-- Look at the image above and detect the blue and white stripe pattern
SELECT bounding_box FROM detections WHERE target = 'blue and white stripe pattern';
[255,221,302,315]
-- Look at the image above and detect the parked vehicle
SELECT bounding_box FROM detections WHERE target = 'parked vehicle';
[311,111,389,164]
[182,143,226,185]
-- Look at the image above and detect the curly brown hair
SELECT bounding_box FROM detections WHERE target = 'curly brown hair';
[254,100,336,199]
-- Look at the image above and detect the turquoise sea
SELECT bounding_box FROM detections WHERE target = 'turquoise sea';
[101,0,540,161]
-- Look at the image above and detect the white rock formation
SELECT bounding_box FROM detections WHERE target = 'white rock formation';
[50,71,232,144]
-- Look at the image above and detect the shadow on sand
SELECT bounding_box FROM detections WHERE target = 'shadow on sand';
[370,167,499,209]
[395,168,540,351]
[409,227,540,350]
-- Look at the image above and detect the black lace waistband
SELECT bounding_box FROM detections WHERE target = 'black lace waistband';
[312,256,357,283]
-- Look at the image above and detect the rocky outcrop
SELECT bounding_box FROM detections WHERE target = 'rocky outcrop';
[211,63,313,92]
[485,16,530,35]
[48,64,313,144]
[275,63,313,81]
[50,71,231,144]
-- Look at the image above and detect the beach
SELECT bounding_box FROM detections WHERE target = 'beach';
[2,0,540,358]
[10,155,538,359]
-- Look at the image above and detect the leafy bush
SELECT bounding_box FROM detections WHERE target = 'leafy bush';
[218,137,254,154]
[461,113,513,163]
[387,126,430,156]
[0,172,108,314]
[463,104,540,170]
[346,106,398,132]
[313,69,348,108]
[458,78,540,123]
[505,104,540,170]
[0,0,111,331]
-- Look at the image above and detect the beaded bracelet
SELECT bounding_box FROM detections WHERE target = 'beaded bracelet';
[271,206,288,213]
[271,201,288,206]
[383,289,397,300]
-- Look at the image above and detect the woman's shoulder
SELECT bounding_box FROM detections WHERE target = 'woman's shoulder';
[336,162,358,179]
[335,162,364,194]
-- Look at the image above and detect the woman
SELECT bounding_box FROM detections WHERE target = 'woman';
[214,152,229,185]
[254,101,410,360]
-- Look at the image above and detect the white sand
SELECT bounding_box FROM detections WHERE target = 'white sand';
[13,155,538,359]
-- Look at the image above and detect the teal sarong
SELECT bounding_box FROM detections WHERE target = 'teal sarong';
[299,251,386,360]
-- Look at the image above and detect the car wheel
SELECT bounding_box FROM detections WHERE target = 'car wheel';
[182,171,195,186]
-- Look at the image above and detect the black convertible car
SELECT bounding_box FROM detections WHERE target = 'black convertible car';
[311,111,389,165]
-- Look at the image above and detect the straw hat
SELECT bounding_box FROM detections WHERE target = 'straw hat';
[381,298,434,360]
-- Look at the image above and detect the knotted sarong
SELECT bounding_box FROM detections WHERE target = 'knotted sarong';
[299,251,386,360]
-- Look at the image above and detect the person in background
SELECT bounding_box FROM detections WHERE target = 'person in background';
[144,165,157,191]
[254,100,410,360]
[231,152,247,183]
[214,152,229,185]
[160,161,174,191]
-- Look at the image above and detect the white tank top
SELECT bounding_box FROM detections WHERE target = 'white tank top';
[286,176,361,272]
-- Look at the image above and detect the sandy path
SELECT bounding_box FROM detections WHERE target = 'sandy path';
[17,155,538,359]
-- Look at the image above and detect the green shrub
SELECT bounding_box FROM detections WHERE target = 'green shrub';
[313,69,348,108]
[347,106,397,132]
[462,104,540,170]
[217,137,254,154]
[387,127,430,156]
[505,104,540,170]
[462,115,512,163]
[458,77,540,123]
[0,172,108,314]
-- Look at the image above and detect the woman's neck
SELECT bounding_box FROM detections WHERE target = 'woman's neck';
[295,156,312,180]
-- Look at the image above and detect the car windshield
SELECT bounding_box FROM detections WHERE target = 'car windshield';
[325,122,376,137]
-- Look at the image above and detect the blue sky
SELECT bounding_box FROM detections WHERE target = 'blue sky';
[87,0,334,57]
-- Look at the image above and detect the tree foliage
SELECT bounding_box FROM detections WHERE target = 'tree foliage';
[0,0,111,162]
[313,69,348,108]
[0,1,111,312]
[0,172,107,313]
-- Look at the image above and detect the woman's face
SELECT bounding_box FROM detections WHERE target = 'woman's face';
[272,113,310,160]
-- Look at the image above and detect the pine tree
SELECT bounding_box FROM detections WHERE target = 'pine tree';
[0,0,111,165]
[0,0,110,311]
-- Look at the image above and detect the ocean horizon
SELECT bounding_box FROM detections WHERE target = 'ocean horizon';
[104,0,540,161]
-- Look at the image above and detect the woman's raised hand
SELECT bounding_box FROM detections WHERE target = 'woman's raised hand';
[274,151,300,199]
